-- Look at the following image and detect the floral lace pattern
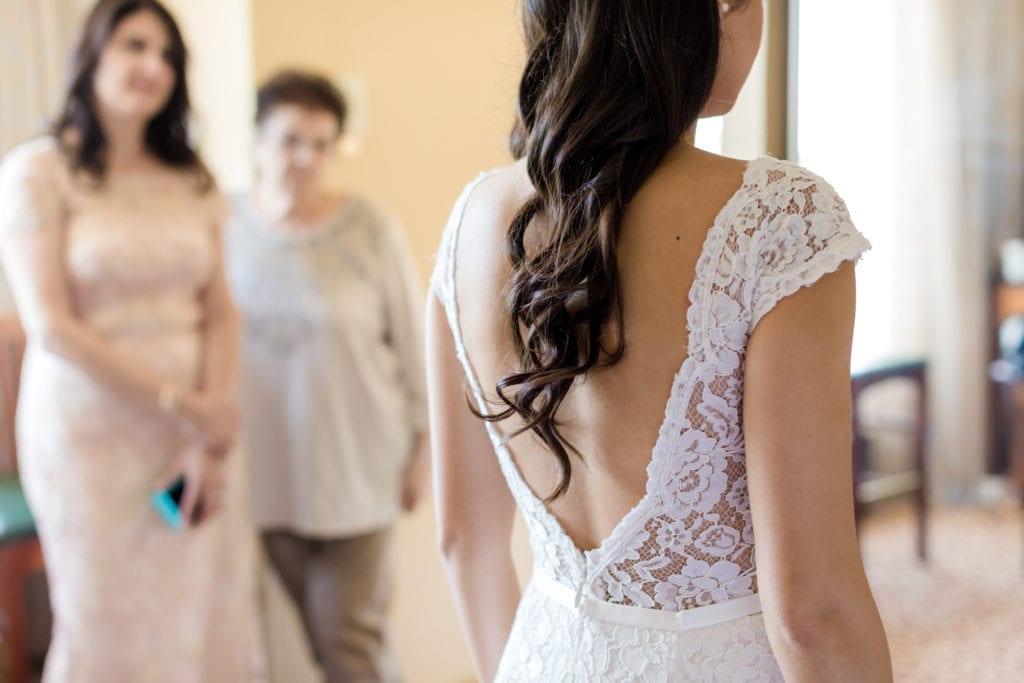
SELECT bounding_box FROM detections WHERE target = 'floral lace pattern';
[494,585,781,682]
[432,157,869,680]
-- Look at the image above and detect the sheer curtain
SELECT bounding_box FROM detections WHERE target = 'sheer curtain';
[0,0,86,154]
[891,0,1024,501]
[0,0,87,313]
[799,0,1024,502]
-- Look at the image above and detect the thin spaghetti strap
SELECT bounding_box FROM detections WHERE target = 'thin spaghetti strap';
[429,169,502,360]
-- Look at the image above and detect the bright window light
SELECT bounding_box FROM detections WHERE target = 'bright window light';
[795,0,897,369]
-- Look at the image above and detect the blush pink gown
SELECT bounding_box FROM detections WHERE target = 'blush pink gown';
[0,137,263,682]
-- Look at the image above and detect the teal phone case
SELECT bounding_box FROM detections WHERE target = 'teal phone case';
[151,486,184,531]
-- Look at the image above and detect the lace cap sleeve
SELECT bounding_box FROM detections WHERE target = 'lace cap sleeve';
[749,163,871,331]
[0,138,66,237]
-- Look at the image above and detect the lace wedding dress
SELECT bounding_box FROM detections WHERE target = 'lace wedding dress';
[431,156,869,682]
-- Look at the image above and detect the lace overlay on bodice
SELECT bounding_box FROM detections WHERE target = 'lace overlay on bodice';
[431,157,870,615]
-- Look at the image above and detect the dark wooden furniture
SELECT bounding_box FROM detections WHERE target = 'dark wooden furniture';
[989,282,1024,489]
[851,359,929,561]
[0,317,45,683]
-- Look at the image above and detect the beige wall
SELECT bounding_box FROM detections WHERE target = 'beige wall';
[163,0,255,191]
[250,2,526,682]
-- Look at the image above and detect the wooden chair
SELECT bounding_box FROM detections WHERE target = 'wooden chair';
[989,282,1024,569]
[851,359,929,561]
[0,317,45,683]
[990,282,1024,493]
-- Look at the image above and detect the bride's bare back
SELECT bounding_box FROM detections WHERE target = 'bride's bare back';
[431,138,891,681]
[454,144,748,552]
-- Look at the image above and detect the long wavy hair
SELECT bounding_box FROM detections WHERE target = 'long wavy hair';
[489,0,737,500]
[52,0,211,188]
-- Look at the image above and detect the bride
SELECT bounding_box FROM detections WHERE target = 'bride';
[426,0,892,680]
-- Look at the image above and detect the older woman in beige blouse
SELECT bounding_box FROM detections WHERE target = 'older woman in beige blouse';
[224,70,429,683]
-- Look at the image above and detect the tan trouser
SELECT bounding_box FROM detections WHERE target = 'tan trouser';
[262,529,399,683]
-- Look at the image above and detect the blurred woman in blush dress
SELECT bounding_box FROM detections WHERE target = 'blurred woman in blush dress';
[0,1,262,680]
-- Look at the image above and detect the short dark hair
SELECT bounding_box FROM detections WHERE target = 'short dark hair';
[255,70,347,132]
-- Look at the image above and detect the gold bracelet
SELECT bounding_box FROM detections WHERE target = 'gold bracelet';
[157,381,183,414]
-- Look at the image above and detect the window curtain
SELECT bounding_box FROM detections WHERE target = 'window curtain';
[892,0,1024,501]
[0,0,88,154]
[0,0,87,312]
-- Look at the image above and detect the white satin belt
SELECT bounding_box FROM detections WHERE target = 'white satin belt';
[532,571,763,632]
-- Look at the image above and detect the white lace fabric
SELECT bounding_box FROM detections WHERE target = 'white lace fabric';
[432,157,869,681]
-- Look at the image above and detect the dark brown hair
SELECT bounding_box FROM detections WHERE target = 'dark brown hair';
[255,70,347,133]
[52,0,211,188]
[489,0,732,500]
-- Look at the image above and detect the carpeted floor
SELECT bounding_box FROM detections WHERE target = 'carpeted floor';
[860,500,1024,682]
